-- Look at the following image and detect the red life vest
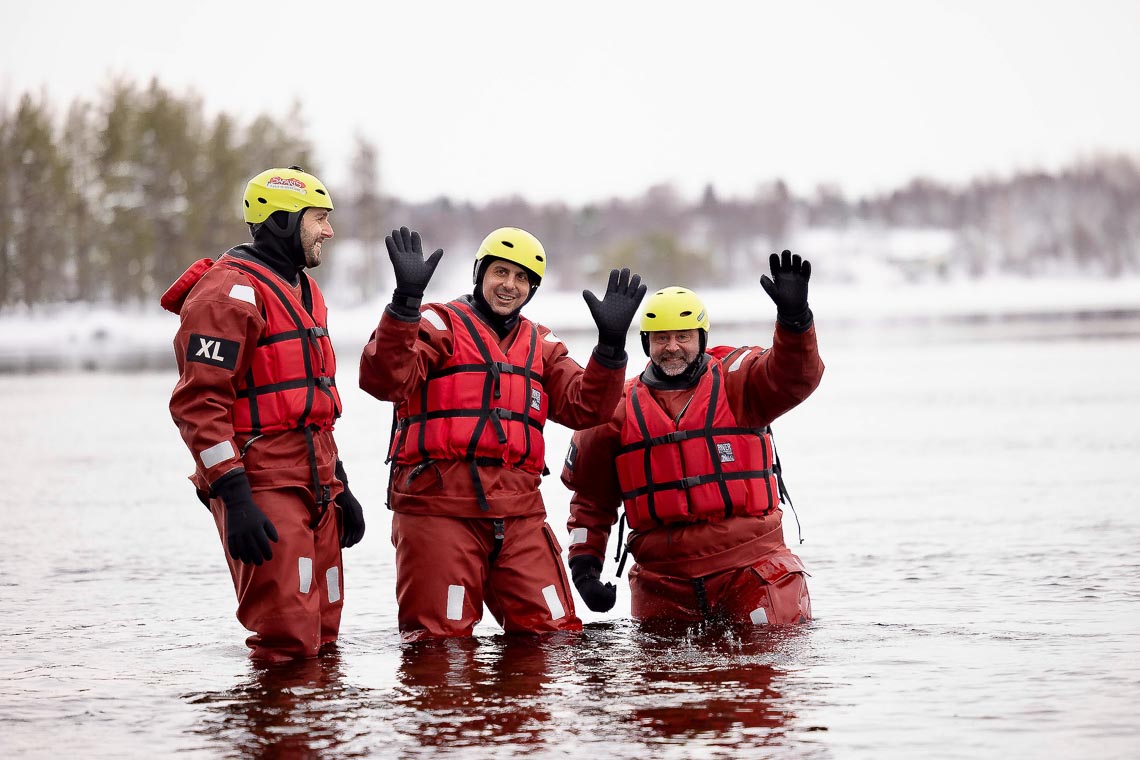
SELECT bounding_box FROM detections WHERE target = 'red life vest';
[163,251,341,436]
[614,354,779,531]
[390,299,548,476]
[222,255,341,435]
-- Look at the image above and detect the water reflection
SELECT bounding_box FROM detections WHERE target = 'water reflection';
[187,650,372,758]
[179,620,820,757]
[389,623,815,756]
[619,622,807,749]
[393,634,565,751]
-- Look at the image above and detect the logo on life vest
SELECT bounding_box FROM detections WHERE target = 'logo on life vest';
[187,333,240,370]
[266,176,307,193]
[530,388,542,411]
[717,442,735,463]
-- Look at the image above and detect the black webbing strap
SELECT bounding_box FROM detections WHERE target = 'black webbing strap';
[700,364,735,517]
[768,424,804,544]
[488,519,506,565]
[628,383,660,525]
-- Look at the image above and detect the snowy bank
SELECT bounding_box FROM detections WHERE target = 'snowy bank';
[1,276,1138,373]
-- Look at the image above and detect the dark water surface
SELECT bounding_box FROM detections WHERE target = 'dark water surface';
[3,325,1138,758]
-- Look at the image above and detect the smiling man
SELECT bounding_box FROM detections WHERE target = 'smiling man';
[164,166,366,662]
[359,226,646,641]
[562,253,824,631]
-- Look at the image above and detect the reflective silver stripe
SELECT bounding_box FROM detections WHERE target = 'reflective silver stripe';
[422,308,447,332]
[728,349,752,372]
[298,557,313,594]
[446,584,465,620]
[569,527,588,545]
[198,440,236,469]
[542,584,566,621]
[228,284,256,304]
[325,566,341,603]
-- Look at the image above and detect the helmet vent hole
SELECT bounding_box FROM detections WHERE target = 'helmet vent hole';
[645,312,657,319]
[244,200,250,208]
[535,254,544,262]
[258,197,268,205]
[315,189,327,196]
[500,240,515,248]
[680,310,693,317]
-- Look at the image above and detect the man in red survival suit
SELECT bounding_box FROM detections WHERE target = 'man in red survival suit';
[359,226,647,641]
[164,166,366,662]
[562,251,824,629]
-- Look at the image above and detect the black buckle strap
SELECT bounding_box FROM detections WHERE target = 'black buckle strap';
[488,519,506,564]
[614,513,631,578]
[693,577,710,619]
[488,408,508,444]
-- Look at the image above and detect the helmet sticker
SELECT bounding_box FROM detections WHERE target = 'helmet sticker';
[266,176,307,193]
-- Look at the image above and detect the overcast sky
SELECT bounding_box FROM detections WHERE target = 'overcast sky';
[4,0,1139,205]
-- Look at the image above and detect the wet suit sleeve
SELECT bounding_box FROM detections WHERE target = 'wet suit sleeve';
[538,324,627,431]
[562,413,625,565]
[169,267,264,487]
[359,305,452,403]
[722,322,825,427]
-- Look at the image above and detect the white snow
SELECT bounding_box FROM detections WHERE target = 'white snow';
[1,271,1137,372]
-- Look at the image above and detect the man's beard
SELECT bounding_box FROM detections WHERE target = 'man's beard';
[657,352,693,375]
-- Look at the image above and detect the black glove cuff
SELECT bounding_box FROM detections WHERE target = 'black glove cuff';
[570,554,603,583]
[335,459,349,487]
[211,468,253,508]
[391,288,423,313]
[777,306,813,334]
[591,344,627,369]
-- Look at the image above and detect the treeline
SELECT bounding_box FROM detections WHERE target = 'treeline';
[3,80,1140,310]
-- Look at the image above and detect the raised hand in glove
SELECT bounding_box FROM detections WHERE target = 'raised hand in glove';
[334,460,365,549]
[213,469,278,566]
[387,226,443,315]
[582,267,648,354]
[570,555,617,613]
[760,249,813,332]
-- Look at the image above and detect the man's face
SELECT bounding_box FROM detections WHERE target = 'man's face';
[299,208,334,268]
[481,259,532,316]
[648,329,701,376]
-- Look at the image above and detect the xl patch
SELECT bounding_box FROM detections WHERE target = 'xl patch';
[187,333,240,370]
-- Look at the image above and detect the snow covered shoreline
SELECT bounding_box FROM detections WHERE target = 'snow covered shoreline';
[2,277,1138,373]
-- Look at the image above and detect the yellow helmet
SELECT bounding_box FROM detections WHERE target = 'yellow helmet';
[640,286,709,357]
[243,166,333,224]
[639,286,710,332]
[474,227,547,284]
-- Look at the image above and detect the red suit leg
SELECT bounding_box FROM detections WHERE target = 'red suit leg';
[627,564,704,624]
[715,552,812,626]
[484,517,581,635]
[391,513,491,642]
[212,486,343,661]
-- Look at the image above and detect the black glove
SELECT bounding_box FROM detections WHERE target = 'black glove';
[387,226,443,313]
[582,267,648,352]
[760,249,813,332]
[213,470,278,566]
[334,460,365,549]
[569,555,617,613]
